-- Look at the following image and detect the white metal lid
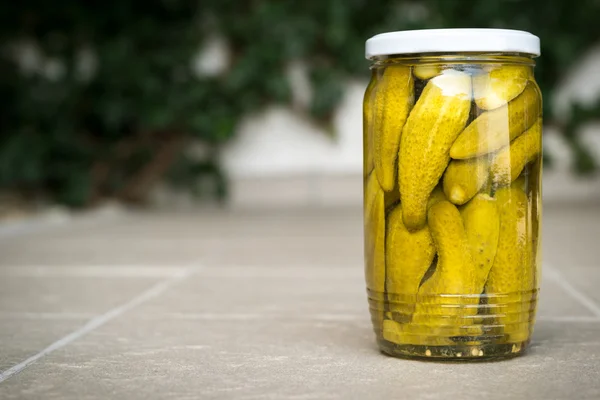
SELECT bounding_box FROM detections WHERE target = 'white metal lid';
[365,29,541,59]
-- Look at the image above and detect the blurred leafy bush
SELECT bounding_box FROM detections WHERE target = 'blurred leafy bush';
[1,0,599,207]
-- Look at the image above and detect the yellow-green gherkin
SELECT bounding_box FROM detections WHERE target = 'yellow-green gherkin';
[363,72,378,178]
[364,173,386,330]
[443,157,490,205]
[373,66,414,191]
[460,194,500,280]
[473,65,531,110]
[491,119,542,186]
[451,82,541,159]
[385,205,436,319]
[485,185,534,342]
[410,201,483,336]
[414,65,442,80]
[399,70,472,230]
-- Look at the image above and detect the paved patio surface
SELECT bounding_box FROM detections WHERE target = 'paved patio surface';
[0,203,600,399]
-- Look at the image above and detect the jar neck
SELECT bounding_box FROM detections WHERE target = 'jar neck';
[370,53,536,68]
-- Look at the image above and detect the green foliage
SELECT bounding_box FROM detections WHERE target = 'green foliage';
[1,0,599,207]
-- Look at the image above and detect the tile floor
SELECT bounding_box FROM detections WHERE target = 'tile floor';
[0,204,599,399]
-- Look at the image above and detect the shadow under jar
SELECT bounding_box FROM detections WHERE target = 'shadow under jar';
[363,29,542,361]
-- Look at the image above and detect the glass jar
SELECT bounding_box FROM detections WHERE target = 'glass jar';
[363,29,542,360]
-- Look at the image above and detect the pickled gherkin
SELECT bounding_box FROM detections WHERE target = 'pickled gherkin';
[411,201,482,331]
[460,194,500,279]
[451,82,540,159]
[443,157,490,205]
[363,71,378,178]
[373,66,414,191]
[473,65,530,110]
[414,65,442,80]
[364,173,386,331]
[385,205,436,320]
[363,32,542,360]
[399,70,472,230]
[491,119,542,186]
[486,185,534,343]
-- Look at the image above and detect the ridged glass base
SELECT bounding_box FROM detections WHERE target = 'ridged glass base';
[377,337,529,361]
[368,289,537,361]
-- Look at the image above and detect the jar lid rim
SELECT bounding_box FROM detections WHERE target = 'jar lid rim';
[365,29,541,59]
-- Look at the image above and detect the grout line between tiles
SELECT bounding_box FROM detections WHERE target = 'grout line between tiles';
[3,312,597,323]
[537,315,600,323]
[545,264,600,318]
[129,312,600,323]
[0,264,198,384]
[0,312,96,320]
[162,312,368,321]
[0,265,189,278]
[0,206,125,240]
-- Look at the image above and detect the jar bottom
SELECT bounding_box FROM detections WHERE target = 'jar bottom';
[368,289,538,361]
[377,337,529,361]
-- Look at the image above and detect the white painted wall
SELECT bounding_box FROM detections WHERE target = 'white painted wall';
[222,81,365,177]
